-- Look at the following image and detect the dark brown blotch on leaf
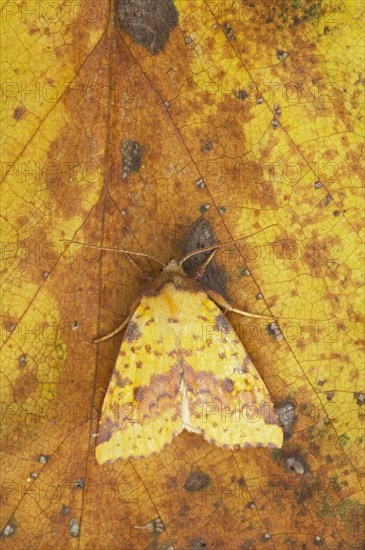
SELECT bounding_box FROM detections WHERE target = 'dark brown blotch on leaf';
[202,140,213,152]
[354,392,365,406]
[182,218,228,298]
[264,0,325,27]
[74,477,85,489]
[121,140,143,179]
[189,539,208,550]
[313,535,323,546]
[184,471,211,493]
[13,106,26,120]
[116,0,178,54]
[240,539,255,549]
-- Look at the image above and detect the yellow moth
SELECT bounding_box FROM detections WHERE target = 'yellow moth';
[86,232,283,464]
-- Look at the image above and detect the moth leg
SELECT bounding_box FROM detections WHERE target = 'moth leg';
[93,296,142,343]
[207,289,275,320]
[194,248,219,279]
[93,316,130,343]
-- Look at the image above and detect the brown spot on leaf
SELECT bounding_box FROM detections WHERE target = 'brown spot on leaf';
[13,106,26,120]
[74,477,85,489]
[1,521,17,538]
[184,471,211,493]
[189,539,208,550]
[353,392,365,406]
[121,139,143,179]
[277,49,289,61]
[68,517,80,538]
[183,218,222,296]
[276,401,297,437]
[202,140,213,152]
[286,456,309,475]
[14,370,37,401]
[223,22,236,40]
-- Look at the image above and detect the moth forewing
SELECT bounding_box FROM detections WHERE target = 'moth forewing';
[95,260,283,464]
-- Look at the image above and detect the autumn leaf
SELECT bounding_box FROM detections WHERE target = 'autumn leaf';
[1,0,364,548]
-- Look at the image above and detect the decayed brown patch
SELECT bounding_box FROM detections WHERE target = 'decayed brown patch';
[124,321,142,342]
[116,0,178,55]
[182,218,228,298]
[13,106,26,120]
[14,370,38,402]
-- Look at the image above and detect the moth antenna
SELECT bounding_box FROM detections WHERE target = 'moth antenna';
[180,244,220,265]
[61,240,165,267]
[179,224,278,266]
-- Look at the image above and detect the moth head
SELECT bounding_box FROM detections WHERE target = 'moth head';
[163,259,185,274]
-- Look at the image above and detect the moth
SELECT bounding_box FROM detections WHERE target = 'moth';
[83,228,283,465]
